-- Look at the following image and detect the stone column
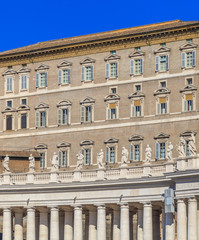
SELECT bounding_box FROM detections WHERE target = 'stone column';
[120,203,130,240]
[14,209,23,240]
[188,197,198,240]
[50,207,59,240]
[3,208,12,240]
[177,199,187,240]
[112,206,120,240]
[26,207,35,240]
[97,205,106,240]
[143,202,153,240]
[39,208,49,240]
[137,207,143,240]
[74,206,83,240]
[64,209,73,240]
[88,208,97,240]
[165,212,175,240]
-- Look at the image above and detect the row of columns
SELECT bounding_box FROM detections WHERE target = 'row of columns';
[2,198,198,240]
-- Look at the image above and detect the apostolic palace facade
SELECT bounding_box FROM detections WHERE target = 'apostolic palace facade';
[0,19,198,240]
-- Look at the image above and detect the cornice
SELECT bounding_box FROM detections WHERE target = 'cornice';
[0,24,199,67]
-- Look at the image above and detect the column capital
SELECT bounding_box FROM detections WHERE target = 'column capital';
[176,198,186,203]
[119,203,129,209]
[188,196,197,202]
[3,207,11,212]
[26,207,35,212]
[95,204,106,209]
[72,205,82,210]
[50,206,59,211]
[142,201,152,206]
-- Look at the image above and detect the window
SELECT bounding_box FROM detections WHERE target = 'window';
[187,39,193,43]
[36,111,46,127]
[181,51,196,68]
[135,85,141,91]
[105,62,118,78]
[184,94,193,111]
[21,113,27,129]
[155,55,169,72]
[40,152,46,168]
[110,87,117,94]
[34,144,48,168]
[157,97,167,114]
[186,78,193,85]
[130,59,143,75]
[107,103,117,120]
[82,148,91,165]
[160,81,167,88]
[160,43,166,47]
[21,98,27,105]
[130,144,140,161]
[185,140,190,156]
[6,115,12,130]
[106,146,115,163]
[58,108,69,125]
[135,47,141,51]
[81,66,93,82]
[81,105,92,123]
[132,100,142,117]
[6,77,13,92]
[155,142,166,160]
[111,50,116,55]
[58,150,68,167]
[36,72,47,88]
[21,75,27,90]
[58,69,71,85]
[7,101,12,108]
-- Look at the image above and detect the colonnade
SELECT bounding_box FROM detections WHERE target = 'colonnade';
[1,198,199,240]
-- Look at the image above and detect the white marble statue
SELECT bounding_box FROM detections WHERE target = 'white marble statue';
[51,152,59,171]
[29,154,35,172]
[121,147,128,165]
[177,137,186,157]
[145,144,152,163]
[188,133,197,156]
[3,154,10,173]
[167,142,173,161]
[76,151,84,170]
[97,149,104,169]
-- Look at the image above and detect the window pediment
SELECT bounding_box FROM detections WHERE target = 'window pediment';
[180,42,198,50]
[180,85,197,93]
[57,60,72,68]
[35,63,49,71]
[80,97,95,105]
[2,107,16,113]
[154,133,170,140]
[104,93,120,102]
[154,87,171,96]
[128,91,145,99]
[129,50,145,58]
[104,54,120,61]
[57,100,72,107]
[80,140,94,146]
[128,135,144,142]
[35,144,48,150]
[16,105,30,111]
[80,57,95,65]
[154,47,170,54]
[17,67,31,74]
[180,131,196,137]
[35,103,49,110]
[2,69,17,76]
[57,142,71,148]
[104,137,119,144]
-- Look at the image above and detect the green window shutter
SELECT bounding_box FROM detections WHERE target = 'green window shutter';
[192,51,196,67]
[45,72,48,87]
[81,67,85,82]
[105,63,109,78]
[58,151,62,166]
[81,106,85,123]
[165,103,167,114]
[158,103,161,115]
[181,52,185,68]
[166,55,169,71]
[132,106,136,117]
[140,59,143,74]
[115,62,118,77]
[130,59,134,75]
[108,108,111,120]
[58,69,62,85]
[155,56,159,72]
[155,142,159,160]
[35,111,39,127]
[106,147,109,163]
[184,100,188,112]
[88,106,92,122]
[58,109,62,125]
[68,69,71,83]
[36,73,39,88]
[130,144,134,162]
[90,66,93,81]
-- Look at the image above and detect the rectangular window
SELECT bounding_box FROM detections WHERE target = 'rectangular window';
[58,151,67,167]
[81,106,92,123]
[6,77,12,92]
[132,100,141,117]
[40,73,46,87]
[130,144,140,162]
[21,113,27,129]
[186,78,193,85]
[85,66,92,81]
[155,55,169,72]
[21,98,27,105]
[135,85,141,91]
[110,87,117,94]
[158,98,167,114]
[182,52,196,68]
[160,81,167,88]
[108,103,117,120]
[21,75,27,90]
[186,140,190,156]
[159,142,166,159]
[36,111,46,127]
[82,148,91,165]
[6,115,12,130]
[62,69,70,84]
[106,146,115,163]
[7,101,12,107]
[159,56,167,71]
[184,95,193,112]
[58,108,68,125]
[135,59,142,75]
[110,63,117,78]
[40,153,45,168]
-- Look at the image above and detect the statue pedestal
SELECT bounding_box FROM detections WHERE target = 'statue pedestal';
[73,170,81,181]
[97,168,105,180]
[27,172,34,184]
[143,163,151,177]
[3,172,11,185]
[165,161,174,173]
[119,165,128,178]
[50,171,58,183]
[176,157,187,171]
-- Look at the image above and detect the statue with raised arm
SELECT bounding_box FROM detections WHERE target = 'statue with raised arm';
[97,149,104,169]
[29,154,35,172]
[145,144,152,163]
[121,147,128,165]
[3,154,10,173]
[167,142,174,161]
[51,152,59,171]
[177,137,186,157]
[76,151,84,170]
[189,133,197,156]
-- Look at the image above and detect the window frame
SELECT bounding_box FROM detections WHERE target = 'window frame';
[106,101,119,120]
[5,76,13,93]
[80,140,94,166]
[155,54,169,72]
[182,92,195,112]
[131,98,144,118]
[104,138,119,164]
[156,95,169,115]
[19,74,29,91]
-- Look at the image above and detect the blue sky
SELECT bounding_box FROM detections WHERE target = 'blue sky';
[0,0,199,52]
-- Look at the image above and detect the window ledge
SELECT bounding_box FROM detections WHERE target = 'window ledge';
[155,70,169,74]
[20,89,28,92]
[106,77,118,80]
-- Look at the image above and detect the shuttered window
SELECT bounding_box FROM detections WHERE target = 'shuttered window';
[58,151,67,167]
[108,103,117,120]
[81,106,92,123]
[106,146,115,163]
[58,109,68,125]
[6,77,12,92]
[21,113,27,129]
[182,51,196,68]
[82,148,91,165]
[21,75,27,90]
[40,153,46,168]
[130,144,140,162]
